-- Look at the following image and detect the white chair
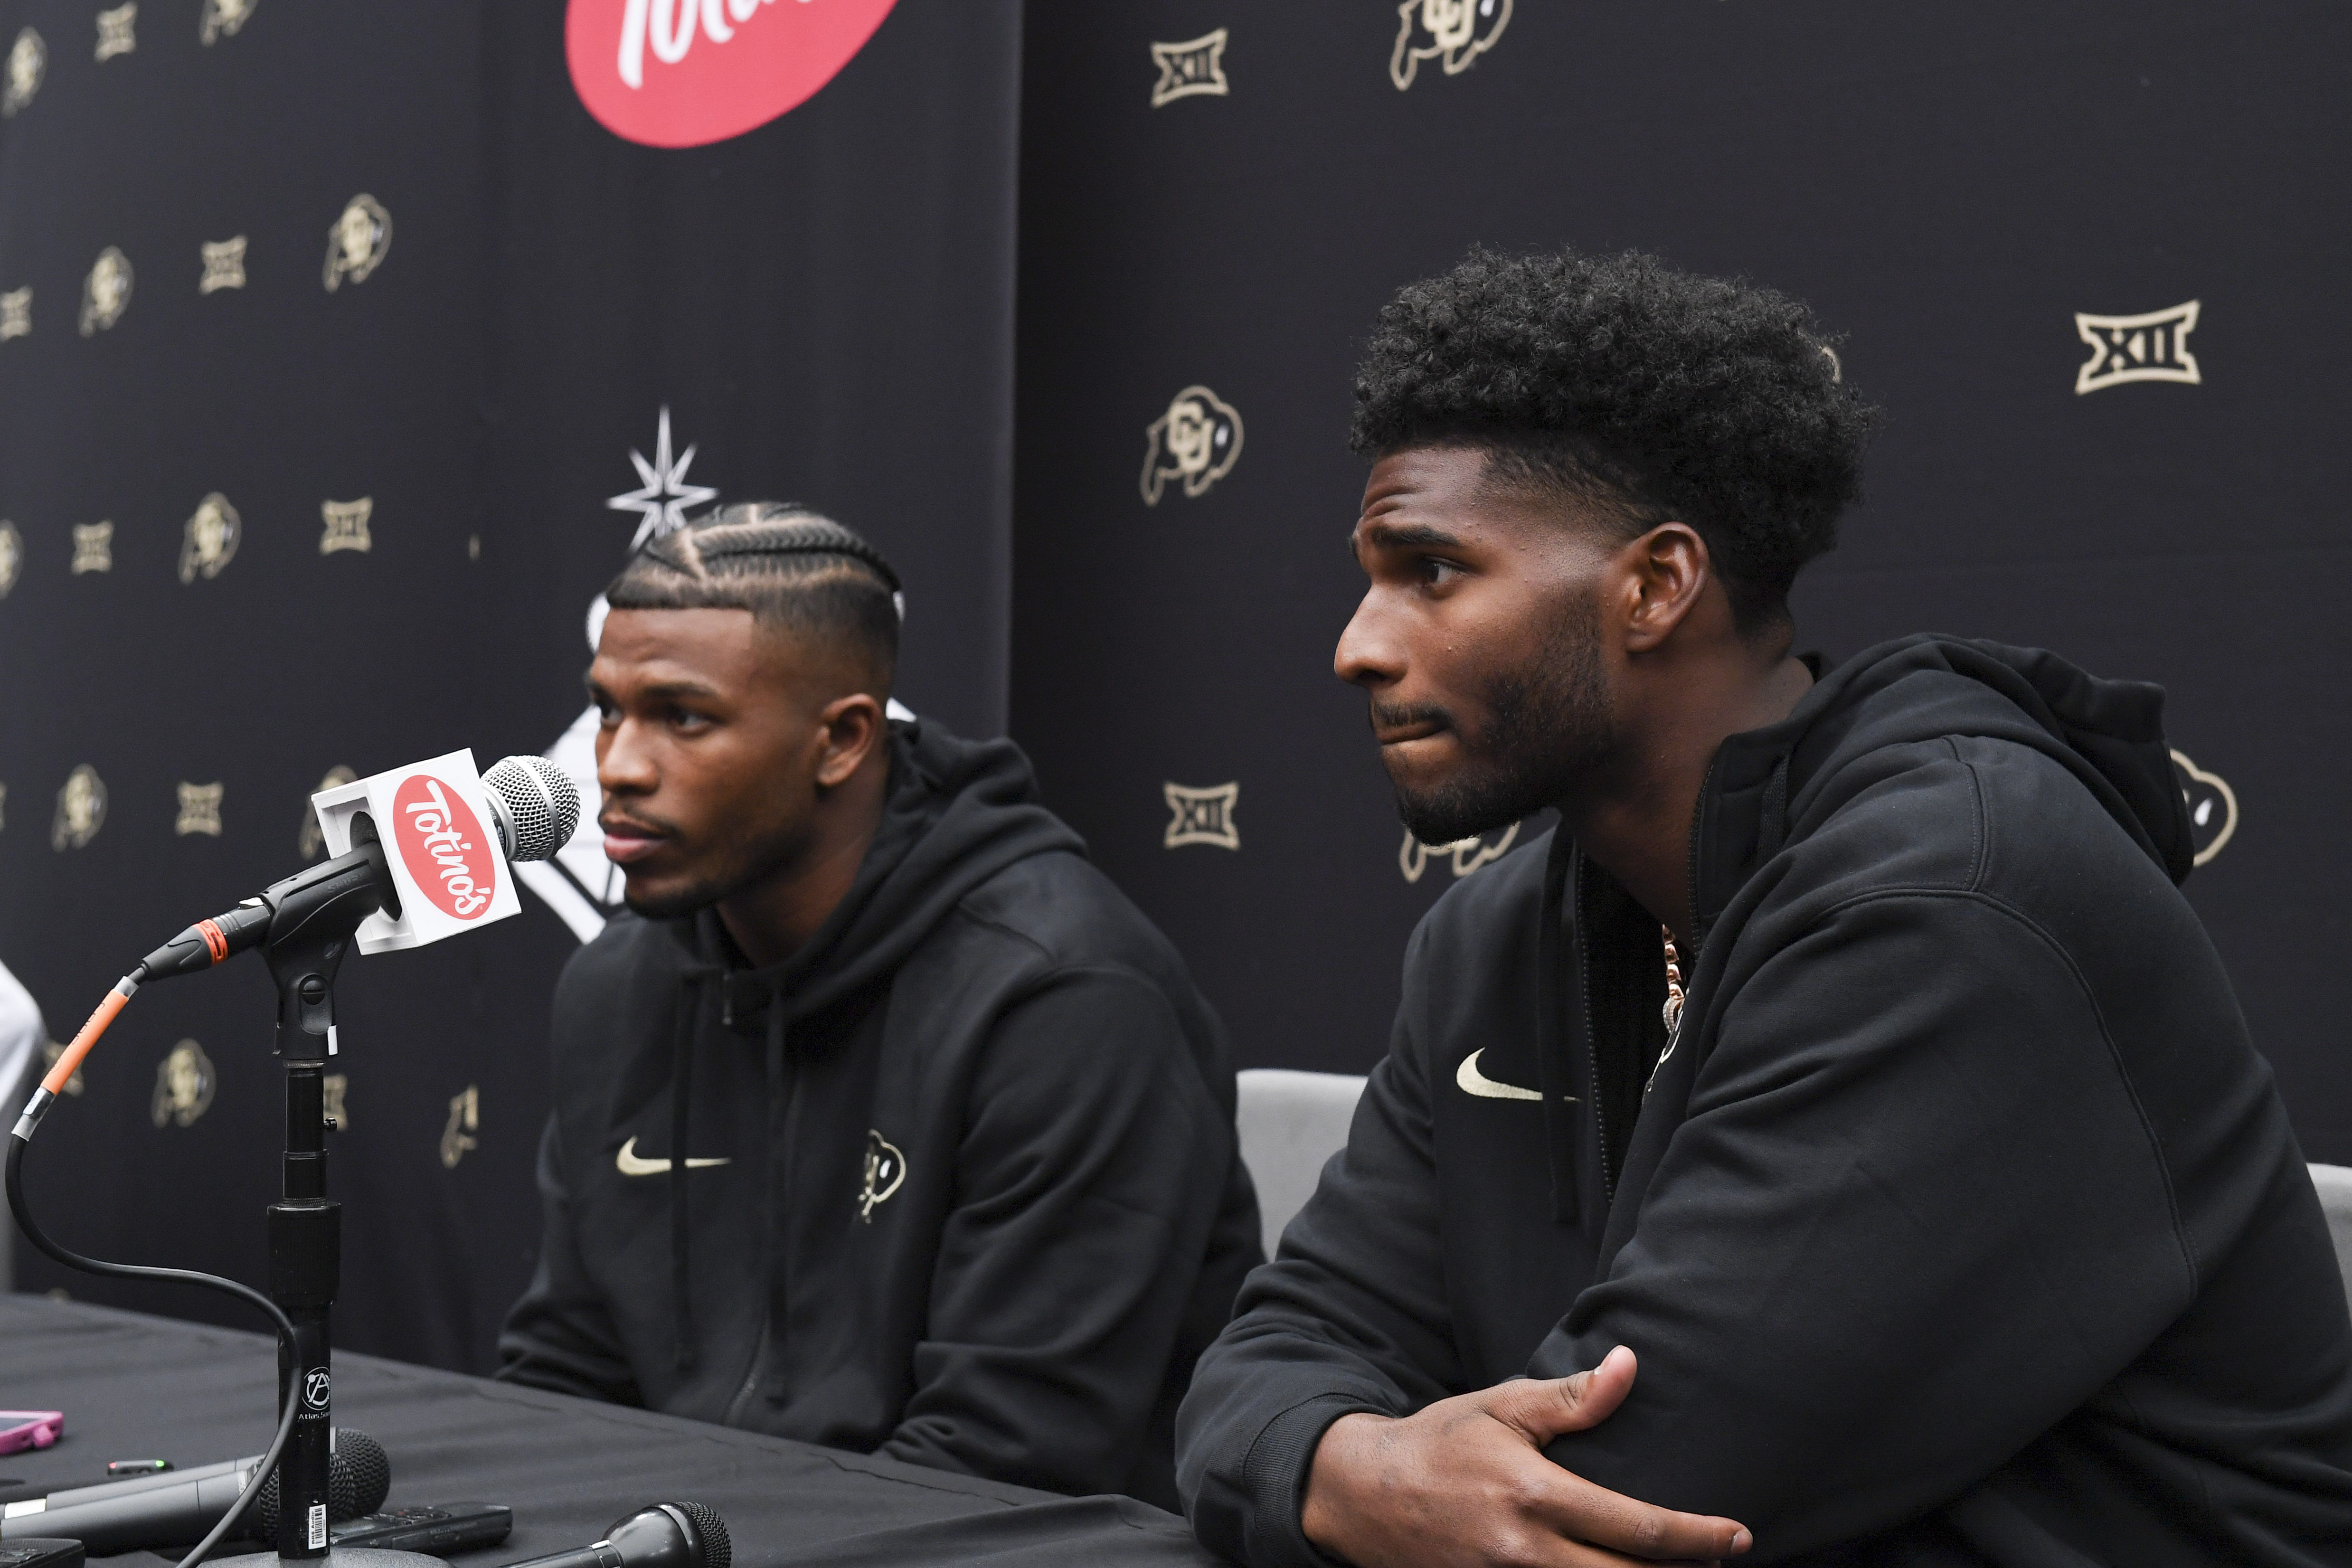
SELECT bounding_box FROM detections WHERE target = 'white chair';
[2309,1163,2352,1313]
[1235,1068,1368,1259]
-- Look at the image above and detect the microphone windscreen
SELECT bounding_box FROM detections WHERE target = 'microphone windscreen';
[672,1503,729,1568]
[255,1429,391,1537]
[483,755,582,863]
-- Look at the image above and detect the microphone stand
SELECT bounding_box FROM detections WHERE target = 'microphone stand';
[221,825,441,1568]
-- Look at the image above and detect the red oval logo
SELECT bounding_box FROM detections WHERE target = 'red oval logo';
[390,774,499,921]
[566,0,898,150]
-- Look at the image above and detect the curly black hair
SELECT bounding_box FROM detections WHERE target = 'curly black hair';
[1351,247,1878,630]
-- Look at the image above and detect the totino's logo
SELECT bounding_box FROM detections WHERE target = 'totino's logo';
[566,0,898,149]
[392,775,498,919]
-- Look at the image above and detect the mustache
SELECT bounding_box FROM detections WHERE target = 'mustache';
[1367,699,1453,734]
[598,804,679,838]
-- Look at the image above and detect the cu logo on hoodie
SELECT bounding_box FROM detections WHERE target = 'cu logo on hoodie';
[859,1130,905,1222]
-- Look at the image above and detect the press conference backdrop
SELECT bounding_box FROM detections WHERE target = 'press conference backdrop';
[0,0,1021,1369]
[3,0,2349,1377]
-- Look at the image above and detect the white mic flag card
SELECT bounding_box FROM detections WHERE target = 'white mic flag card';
[310,749,521,954]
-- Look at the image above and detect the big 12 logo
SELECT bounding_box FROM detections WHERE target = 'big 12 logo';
[567,0,899,149]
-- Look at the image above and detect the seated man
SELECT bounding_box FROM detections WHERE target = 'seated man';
[499,502,1261,1506]
[1176,250,2352,1564]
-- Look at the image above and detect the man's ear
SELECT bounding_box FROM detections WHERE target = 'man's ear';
[1617,522,1711,654]
[813,691,885,790]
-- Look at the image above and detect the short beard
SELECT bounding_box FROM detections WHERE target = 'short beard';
[1387,591,1615,845]
[622,818,808,924]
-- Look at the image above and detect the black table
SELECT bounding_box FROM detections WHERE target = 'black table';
[0,1297,1219,1568]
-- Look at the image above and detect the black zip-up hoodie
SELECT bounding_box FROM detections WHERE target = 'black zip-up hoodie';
[498,719,1262,1508]
[1177,636,2352,1565]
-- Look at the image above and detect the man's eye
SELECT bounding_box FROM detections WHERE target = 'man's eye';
[668,707,712,732]
[593,700,619,727]
[1417,557,1462,586]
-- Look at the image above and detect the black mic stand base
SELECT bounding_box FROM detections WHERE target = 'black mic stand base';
[210,1549,447,1568]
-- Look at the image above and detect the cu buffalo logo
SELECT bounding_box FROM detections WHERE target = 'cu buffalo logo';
[1390,0,1511,91]
[567,0,898,149]
[391,774,499,919]
[1140,386,1244,505]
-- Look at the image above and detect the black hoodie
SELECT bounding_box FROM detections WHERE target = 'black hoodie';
[1177,637,2352,1565]
[498,720,1262,1508]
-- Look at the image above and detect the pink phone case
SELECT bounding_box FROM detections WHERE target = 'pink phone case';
[0,1411,64,1455]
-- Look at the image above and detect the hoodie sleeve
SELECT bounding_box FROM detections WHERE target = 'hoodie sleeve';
[1174,927,1464,1568]
[1531,890,2200,1559]
[494,1113,646,1406]
[877,965,1246,1499]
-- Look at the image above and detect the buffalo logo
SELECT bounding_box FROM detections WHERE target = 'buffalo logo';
[2170,748,2237,868]
[1141,386,1243,505]
[199,236,247,294]
[1390,0,1510,91]
[71,521,114,575]
[80,248,133,337]
[1164,781,1240,850]
[52,765,105,850]
[323,1072,349,1130]
[320,497,373,554]
[94,4,136,62]
[0,520,20,598]
[440,1085,480,1168]
[2075,301,2199,395]
[300,765,358,858]
[1399,821,1520,883]
[180,493,241,583]
[1151,29,1229,108]
[859,1129,906,1221]
[200,0,258,47]
[175,782,225,838]
[151,1040,217,1129]
[392,774,499,919]
[3,28,44,117]
[322,195,392,291]
[0,287,28,340]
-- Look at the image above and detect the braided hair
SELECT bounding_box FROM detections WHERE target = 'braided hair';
[604,502,900,690]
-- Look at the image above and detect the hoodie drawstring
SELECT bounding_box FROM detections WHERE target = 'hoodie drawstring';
[670,970,713,1371]
[760,1000,793,1400]
[1535,829,1580,1224]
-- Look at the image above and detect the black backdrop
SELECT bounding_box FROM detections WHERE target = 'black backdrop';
[5,0,2350,1374]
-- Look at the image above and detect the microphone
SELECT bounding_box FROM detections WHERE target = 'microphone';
[0,1430,388,1554]
[497,1503,730,1568]
[137,754,581,982]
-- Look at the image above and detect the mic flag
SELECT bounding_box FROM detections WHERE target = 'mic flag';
[309,750,522,954]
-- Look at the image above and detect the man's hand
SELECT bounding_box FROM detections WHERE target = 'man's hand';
[1300,1346,1751,1568]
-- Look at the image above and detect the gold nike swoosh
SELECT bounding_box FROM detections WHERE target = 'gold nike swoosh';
[1455,1048,1556,1102]
[615,1135,732,1177]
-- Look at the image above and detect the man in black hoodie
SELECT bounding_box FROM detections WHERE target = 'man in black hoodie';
[498,503,1261,1507]
[1175,250,2352,1565]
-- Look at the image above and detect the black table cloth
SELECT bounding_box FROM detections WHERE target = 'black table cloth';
[0,1297,1219,1568]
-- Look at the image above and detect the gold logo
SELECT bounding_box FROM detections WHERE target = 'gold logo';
[0,520,21,597]
[40,1041,85,1096]
[80,248,133,337]
[1150,29,1229,108]
[94,4,136,63]
[1164,781,1240,850]
[0,287,28,340]
[2075,302,2200,395]
[200,0,258,47]
[320,496,373,555]
[53,765,106,850]
[3,28,44,117]
[2170,748,2238,868]
[323,195,391,292]
[1399,821,1520,883]
[151,1040,217,1128]
[299,765,357,858]
[440,1084,480,1168]
[1391,0,1511,91]
[858,1130,906,1221]
[175,781,225,837]
[199,236,248,294]
[179,493,241,582]
[322,1072,349,1130]
[71,521,114,575]
[1141,385,1244,504]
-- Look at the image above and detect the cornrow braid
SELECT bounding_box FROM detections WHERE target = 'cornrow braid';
[604,501,901,693]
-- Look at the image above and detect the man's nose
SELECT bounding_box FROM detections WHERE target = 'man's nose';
[1335,590,1406,690]
[597,718,657,795]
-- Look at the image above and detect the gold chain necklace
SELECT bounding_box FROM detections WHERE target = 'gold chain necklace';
[1661,926,1685,1034]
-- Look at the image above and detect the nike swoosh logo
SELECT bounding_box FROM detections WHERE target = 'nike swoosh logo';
[1456,1049,1561,1102]
[615,1135,732,1176]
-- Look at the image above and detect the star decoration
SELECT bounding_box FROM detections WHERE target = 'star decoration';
[607,406,717,548]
